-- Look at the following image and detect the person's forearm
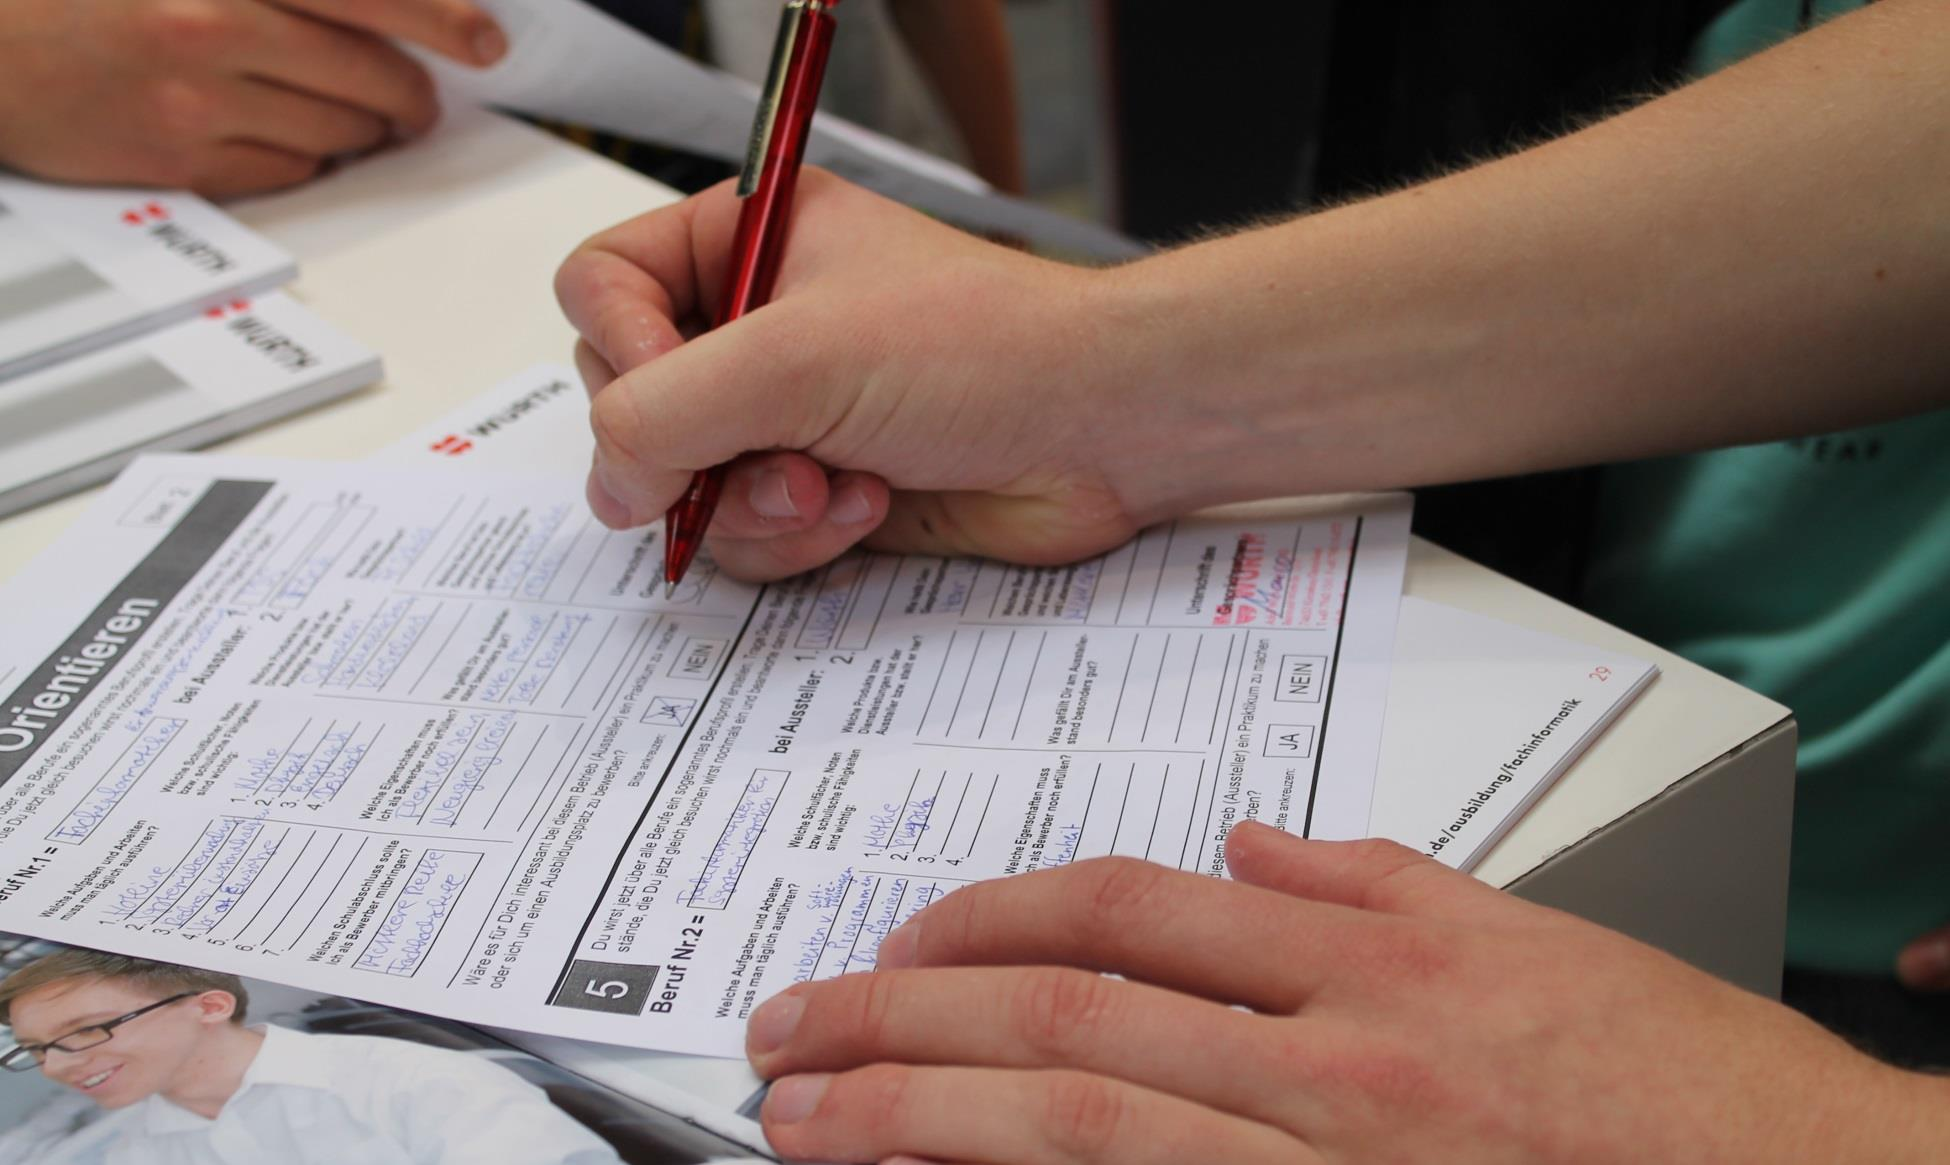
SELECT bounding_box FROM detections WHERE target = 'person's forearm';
[889,0,1026,194]
[1863,1065,1950,1162]
[1098,0,1950,516]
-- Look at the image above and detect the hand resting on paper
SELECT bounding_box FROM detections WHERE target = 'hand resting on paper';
[0,0,506,197]
[740,823,1950,1164]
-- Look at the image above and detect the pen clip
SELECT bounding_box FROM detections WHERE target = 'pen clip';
[740,0,811,198]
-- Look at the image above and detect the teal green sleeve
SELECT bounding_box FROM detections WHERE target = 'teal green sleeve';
[1585,412,1950,972]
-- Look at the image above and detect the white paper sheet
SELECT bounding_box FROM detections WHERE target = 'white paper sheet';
[0,452,1407,1056]
[381,373,1646,1107]
[1368,597,1658,871]
[423,0,1146,259]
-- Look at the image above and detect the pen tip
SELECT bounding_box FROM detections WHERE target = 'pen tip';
[664,581,678,600]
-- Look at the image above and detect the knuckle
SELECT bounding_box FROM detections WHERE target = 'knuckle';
[1348,838,1442,912]
[142,148,198,191]
[329,0,381,22]
[901,492,981,557]
[359,105,395,145]
[1313,1036,1443,1107]
[1076,857,1171,930]
[1349,836,1420,861]
[713,538,818,585]
[587,387,644,464]
[140,0,237,56]
[594,305,656,374]
[407,61,440,110]
[552,246,601,317]
[328,108,390,152]
[1014,967,1114,1058]
[383,58,441,126]
[452,4,497,43]
[924,882,983,956]
[844,971,903,1050]
[147,78,217,143]
[269,153,324,190]
[1354,921,1457,986]
[1041,1072,1129,1160]
[838,1062,911,1130]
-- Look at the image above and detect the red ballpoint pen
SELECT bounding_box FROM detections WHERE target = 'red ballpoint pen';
[662,0,840,596]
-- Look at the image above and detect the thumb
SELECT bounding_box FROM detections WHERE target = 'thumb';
[1897,925,1950,991]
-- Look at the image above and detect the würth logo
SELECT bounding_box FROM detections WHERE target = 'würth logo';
[430,435,474,456]
[121,200,237,275]
[461,378,574,439]
[120,202,169,226]
[220,309,320,371]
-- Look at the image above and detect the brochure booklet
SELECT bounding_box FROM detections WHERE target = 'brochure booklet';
[0,290,381,518]
[0,176,295,380]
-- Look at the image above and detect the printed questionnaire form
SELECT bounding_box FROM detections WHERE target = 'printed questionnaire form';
[0,455,1408,1055]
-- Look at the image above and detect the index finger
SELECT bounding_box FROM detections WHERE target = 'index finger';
[1224,822,1531,922]
[555,182,745,377]
[253,11,443,135]
[556,247,688,387]
[872,856,1382,1014]
[273,0,507,66]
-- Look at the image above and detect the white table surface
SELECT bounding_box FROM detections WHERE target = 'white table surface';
[0,107,1790,1113]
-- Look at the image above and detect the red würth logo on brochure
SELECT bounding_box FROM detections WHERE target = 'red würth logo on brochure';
[120,201,169,226]
[116,200,237,274]
[430,435,474,456]
[204,299,251,320]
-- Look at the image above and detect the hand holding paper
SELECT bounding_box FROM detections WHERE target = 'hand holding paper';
[0,0,505,196]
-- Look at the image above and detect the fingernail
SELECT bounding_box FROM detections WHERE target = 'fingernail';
[875,923,917,970]
[587,469,632,527]
[473,22,508,65]
[829,485,873,526]
[747,992,805,1054]
[765,1074,830,1125]
[751,471,799,520]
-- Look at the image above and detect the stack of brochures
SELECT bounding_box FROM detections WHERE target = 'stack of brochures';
[0,175,380,518]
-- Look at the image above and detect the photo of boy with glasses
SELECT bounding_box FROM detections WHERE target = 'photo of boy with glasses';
[0,948,631,1164]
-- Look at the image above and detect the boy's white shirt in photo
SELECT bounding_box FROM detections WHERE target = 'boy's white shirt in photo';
[10,1024,622,1165]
